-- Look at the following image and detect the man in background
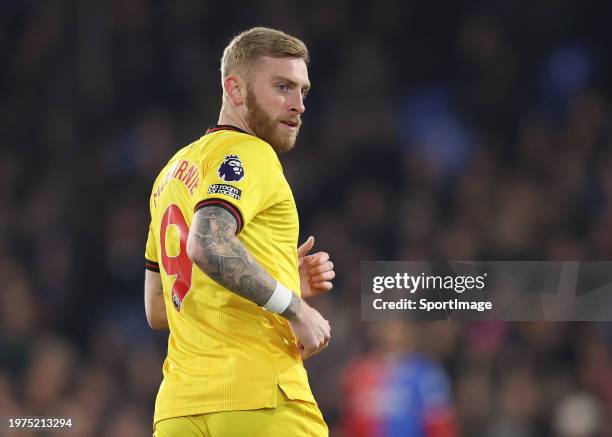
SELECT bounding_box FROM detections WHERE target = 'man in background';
[341,321,458,437]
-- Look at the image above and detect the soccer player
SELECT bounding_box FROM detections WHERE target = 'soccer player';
[143,28,333,436]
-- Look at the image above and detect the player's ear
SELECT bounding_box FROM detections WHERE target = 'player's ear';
[223,75,245,106]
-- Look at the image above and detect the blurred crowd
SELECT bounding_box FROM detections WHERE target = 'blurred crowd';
[2,0,612,436]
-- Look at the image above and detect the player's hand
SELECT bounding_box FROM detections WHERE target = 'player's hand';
[298,236,335,299]
[289,299,331,360]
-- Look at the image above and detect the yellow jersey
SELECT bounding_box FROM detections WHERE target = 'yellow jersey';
[145,125,316,424]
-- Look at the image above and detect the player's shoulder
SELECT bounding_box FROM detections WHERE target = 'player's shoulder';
[203,132,279,176]
[210,130,276,158]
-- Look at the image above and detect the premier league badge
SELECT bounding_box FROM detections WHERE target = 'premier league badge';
[218,155,245,182]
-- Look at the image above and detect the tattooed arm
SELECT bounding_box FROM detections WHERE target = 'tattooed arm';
[186,205,331,358]
[186,205,301,319]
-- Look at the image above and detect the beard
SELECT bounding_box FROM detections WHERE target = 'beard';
[245,86,300,153]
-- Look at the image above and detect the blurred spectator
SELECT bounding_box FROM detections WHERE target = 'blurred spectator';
[339,322,458,436]
[553,392,603,437]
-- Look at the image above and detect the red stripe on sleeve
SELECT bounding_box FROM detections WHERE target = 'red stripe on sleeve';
[194,198,243,233]
[145,259,160,272]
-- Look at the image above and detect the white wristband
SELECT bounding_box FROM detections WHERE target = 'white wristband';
[263,282,293,314]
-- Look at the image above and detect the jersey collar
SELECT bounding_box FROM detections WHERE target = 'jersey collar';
[205,124,250,135]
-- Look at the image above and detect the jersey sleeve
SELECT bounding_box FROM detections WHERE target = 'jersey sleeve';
[145,222,160,272]
[193,141,279,233]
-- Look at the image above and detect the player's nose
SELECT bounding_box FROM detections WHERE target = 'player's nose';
[289,91,305,115]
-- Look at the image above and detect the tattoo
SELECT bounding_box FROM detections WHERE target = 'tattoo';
[189,205,300,319]
[282,293,301,320]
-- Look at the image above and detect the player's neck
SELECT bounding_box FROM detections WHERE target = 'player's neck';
[218,107,255,137]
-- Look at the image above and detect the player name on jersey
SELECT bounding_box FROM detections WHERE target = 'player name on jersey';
[153,159,200,207]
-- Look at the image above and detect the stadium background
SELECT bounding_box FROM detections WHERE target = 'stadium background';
[2,1,612,435]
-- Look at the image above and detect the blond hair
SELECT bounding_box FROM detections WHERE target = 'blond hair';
[221,27,309,79]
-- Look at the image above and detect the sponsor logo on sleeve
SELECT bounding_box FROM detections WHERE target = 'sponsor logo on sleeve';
[207,184,242,200]
[218,155,245,182]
